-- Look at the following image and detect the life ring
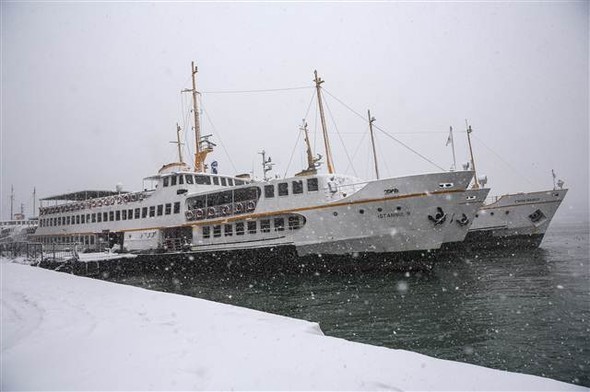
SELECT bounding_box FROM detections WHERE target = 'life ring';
[195,209,204,219]
[90,200,96,208]
[246,201,256,211]
[130,193,138,202]
[97,200,103,207]
[108,197,115,205]
[234,202,244,213]
[207,207,216,218]
[122,194,130,203]
[221,204,231,216]
[115,195,123,204]
[185,210,194,220]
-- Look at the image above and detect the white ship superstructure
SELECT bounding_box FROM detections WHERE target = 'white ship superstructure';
[33,64,485,261]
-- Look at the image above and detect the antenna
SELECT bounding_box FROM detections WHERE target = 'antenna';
[368,110,380,180]
[314,70,335,174]
[259,150,274,181]
[299,120,322,175]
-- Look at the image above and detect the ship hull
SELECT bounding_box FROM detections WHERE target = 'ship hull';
[444,188,567,250]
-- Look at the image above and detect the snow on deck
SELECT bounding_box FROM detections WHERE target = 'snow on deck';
[1,258,585,391]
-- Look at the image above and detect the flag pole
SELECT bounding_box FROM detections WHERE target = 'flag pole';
[449,126,457,171]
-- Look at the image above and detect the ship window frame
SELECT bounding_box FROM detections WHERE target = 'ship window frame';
[171,176,177,186]
[179,175,184,185]
[261,219,271,233]
[236,222,245,236]
[149,206,155,217]
[228,178,234,186]
[264,185,275,198]
[213,225,221,238]
[186,175,194,184]
[288,216,300,230]
[307,178,319,192]
[195,175,212,185]
[274,217,285,231]
[221,177,227,186]
[104,212,108,222]
[247,221,257,234]
[173,202,181,214]
[224,224,233,237]
[109,211,114,221]
[213,177,219,185]
[235,179,245,186]
[202,226,211,239]
[115,211,121,221]
[81,215,86,224]
[163,177,169,187]
[278,183,289,196]
[134,208,140,219]
[157,205,163,216]
[165,203,172,215]
[292,180,303,194]
[128,209,133,220]
[97,213,102,223]
[122,210,127,220]
[142,207,148,219]
[76,215,81,224]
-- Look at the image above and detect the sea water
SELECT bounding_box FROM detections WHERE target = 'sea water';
[110,221,590,387]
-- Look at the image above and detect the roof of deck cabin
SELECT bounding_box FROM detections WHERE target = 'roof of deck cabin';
[40,190,127,202]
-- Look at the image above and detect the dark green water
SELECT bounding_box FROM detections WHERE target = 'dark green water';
[110,221,590,387]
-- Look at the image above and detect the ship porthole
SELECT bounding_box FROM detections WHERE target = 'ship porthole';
[505,211,510,215]
[333,211,338,216]
[377,207,383,212]
[359,209,365,214]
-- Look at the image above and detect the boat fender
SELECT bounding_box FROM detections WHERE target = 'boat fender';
[234,202,244,213]
[456,213,469,226]
[221,204,231,216]
[428,207,447,226]
[246,201,256,211]
[185,210,194,220]
[207,207,216,217]
[195,208,204,219]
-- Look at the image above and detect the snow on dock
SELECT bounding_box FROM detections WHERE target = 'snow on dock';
[1,258,585,391]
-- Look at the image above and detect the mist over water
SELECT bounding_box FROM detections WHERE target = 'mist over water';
[108,222,589,387]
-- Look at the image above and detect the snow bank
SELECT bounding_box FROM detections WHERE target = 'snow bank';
[1,259,585,391]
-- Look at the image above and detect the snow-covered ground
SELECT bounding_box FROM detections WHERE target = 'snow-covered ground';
[1,257,585,391]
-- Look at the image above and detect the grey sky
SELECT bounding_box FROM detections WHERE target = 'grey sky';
[1,2,588,222]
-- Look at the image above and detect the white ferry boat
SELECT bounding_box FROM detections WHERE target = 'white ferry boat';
[33,64,485,262]
[448,125,568,250]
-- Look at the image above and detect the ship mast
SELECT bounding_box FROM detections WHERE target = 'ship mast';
[368,110,380,180]
[10,185,14,220]
[183,61,212,173]
[314,70,335,174]
[466,123,480,188]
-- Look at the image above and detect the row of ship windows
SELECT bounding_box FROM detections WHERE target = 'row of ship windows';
[264,178,319,198]
[39,202,181,227]
[201,216,303,239]
[162,174,247,188]
[39,235,96,245]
